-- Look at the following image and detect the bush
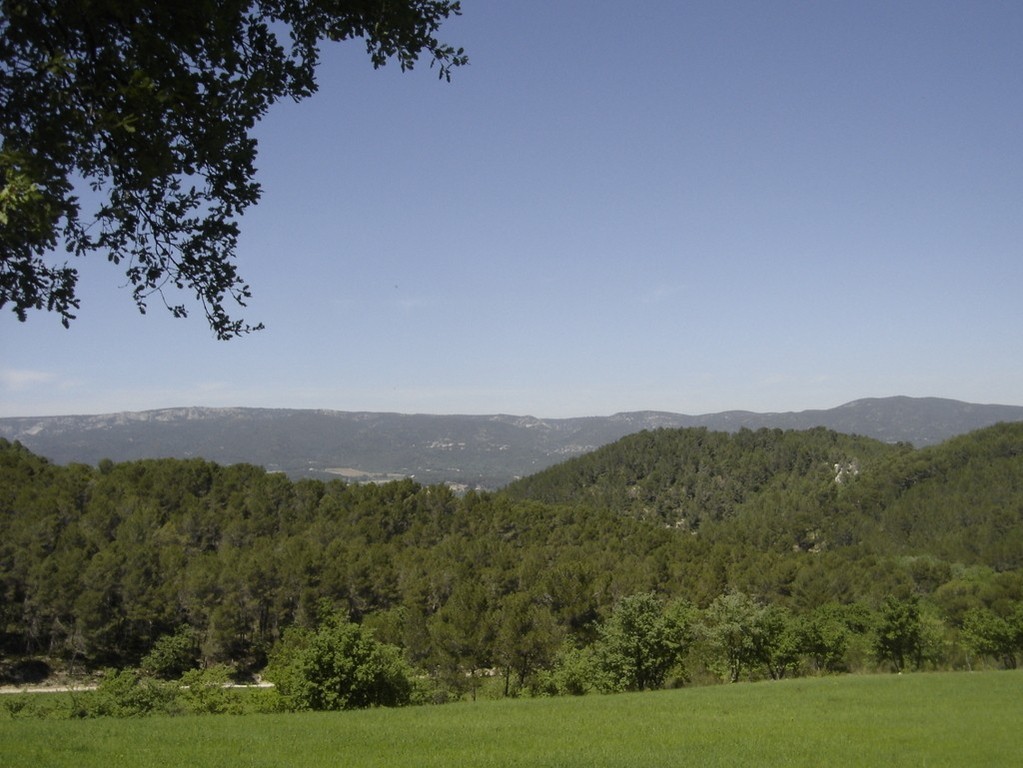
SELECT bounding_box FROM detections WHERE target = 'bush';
[88,669,177,717]
[141,627,199,679]
[180,665,235,714]
[535,645,595,696]
[264,612,415,711]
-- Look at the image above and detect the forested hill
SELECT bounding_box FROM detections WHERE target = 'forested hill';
[503,427,900,528]
[2,422,1022,694]
[506,423,1023,566]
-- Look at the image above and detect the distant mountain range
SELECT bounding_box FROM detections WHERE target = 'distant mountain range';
[2,396,1022,489]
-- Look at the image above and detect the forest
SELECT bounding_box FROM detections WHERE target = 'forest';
[2,422,1022,706]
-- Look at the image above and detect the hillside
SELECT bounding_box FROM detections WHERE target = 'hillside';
[2,422,1022,693]
[506,422,1023,574]
[503,426,899,527]
[1,396,1021,488]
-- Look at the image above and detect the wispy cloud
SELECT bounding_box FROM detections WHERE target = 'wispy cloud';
[642,284,685,304]
[0,368,57,391]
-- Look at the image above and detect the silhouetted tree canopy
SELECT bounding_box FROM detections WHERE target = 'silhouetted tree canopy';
[0,0,467,337]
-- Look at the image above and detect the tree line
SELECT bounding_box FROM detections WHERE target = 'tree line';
[2,422,1022,708]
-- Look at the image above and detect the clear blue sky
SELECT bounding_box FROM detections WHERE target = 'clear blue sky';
[2,0,1022,418]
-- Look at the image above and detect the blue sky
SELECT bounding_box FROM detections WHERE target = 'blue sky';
[2,0,1022,418]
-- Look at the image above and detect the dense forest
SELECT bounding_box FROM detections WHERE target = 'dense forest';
[2,423,1022,703]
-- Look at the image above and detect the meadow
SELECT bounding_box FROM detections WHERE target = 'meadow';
[2,671,1020,767]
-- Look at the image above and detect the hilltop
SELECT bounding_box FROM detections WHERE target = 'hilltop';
[1,396,1021,488]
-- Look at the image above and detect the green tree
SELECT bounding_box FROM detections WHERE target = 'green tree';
[756,604,801,680]
[1,0,467,337]
[962,606,1019,669]
[699,591,767,683]
[140,626,198,679]
[798,603,851,673]
[592,593,694,692]
[427,578,496,700]
[493,592,563,697]
[873,595,924,672]
[264,610,414,711]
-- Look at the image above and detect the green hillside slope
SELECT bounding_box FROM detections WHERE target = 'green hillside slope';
[2,423,1022,698]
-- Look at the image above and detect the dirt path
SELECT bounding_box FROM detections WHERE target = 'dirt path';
[0,682,273,695]
[0,683,97,695]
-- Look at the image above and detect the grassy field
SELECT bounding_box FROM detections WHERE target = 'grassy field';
[1,671,1020,767]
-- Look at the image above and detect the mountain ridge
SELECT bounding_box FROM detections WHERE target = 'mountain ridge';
[2,396,1022,489]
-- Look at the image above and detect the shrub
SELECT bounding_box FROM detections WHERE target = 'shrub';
[141,627,199,680]
[535,645,595,696]
[88,669,177,717]
[180,665,235,714]
[264,613,415,711]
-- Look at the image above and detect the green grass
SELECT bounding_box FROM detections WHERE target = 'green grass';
[2,671,1020,767]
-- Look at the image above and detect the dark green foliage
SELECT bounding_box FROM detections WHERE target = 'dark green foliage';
[505,426,898,531]
[962,606,1022,669]
[873,596,924,672]
[797,603,853,673]
[179,664,237,714]
[591,593,694,692]
[140,627,198,679]
[863,424,1023,569]
[2,422,1023,706]
[756,604,802,680]
[492,591,563,696]
[87,668,176,717]
[264,611,414,711]
[537,643,596,696]
[699,591,772,683]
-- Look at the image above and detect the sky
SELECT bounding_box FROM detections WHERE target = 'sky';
[2,0,1022,419]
